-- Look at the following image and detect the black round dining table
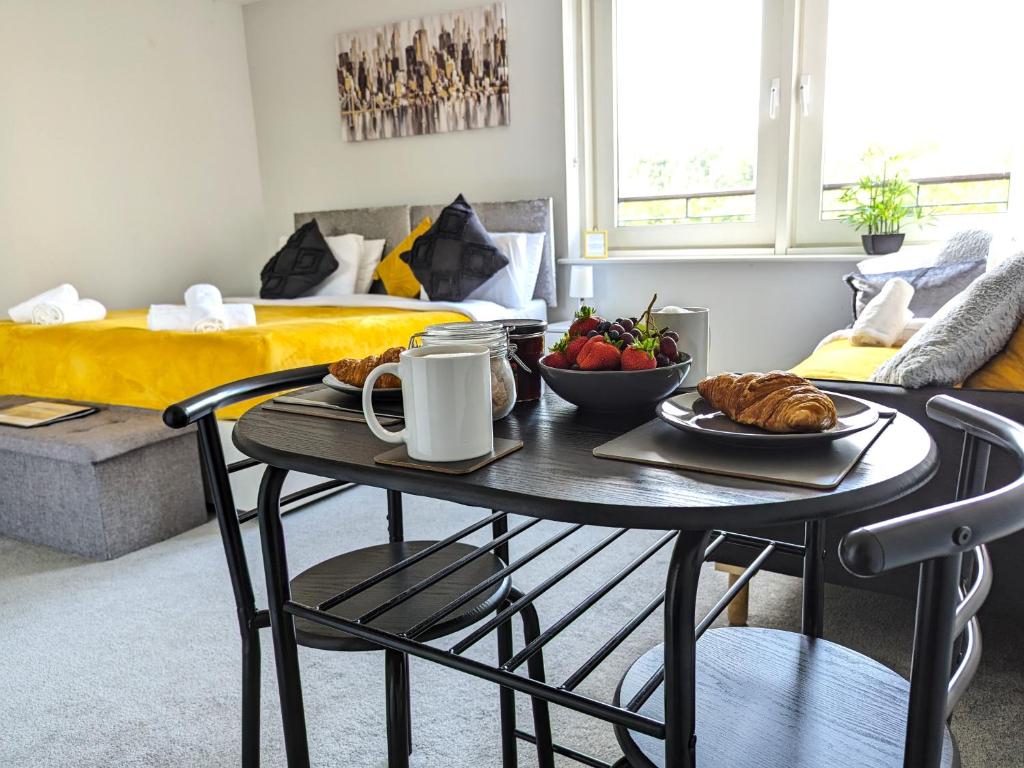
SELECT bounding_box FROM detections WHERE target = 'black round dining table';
[233,389,938,768]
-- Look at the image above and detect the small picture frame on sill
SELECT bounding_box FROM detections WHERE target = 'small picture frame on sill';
[583,230,608,259]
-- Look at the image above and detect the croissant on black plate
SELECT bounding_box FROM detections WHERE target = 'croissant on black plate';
[330,347,404,389]
[697,371,838,433]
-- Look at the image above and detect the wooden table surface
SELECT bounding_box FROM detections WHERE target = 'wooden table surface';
[233,388,938,531]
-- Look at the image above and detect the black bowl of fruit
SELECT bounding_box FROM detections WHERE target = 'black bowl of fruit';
[539,296,691,413]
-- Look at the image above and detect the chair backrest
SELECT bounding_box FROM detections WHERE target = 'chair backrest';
[840,394,1024,768]
[163,364,328,629]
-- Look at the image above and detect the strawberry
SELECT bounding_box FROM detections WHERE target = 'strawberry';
[621,337,658,371]
[577,339,621,371]
[542,351,568,369]
[543,336,570,369]
[568,305,602,338]
[565,336,589,365]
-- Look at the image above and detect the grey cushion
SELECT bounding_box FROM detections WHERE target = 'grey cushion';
[933,228,993,265]
[845,260,985,319]
[872,252,1024,388]
[295,205,412,256]
[0,399,205,559]
[402,195,508,301]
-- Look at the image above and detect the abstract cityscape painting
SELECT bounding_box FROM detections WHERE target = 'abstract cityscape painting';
[336,4,509,142]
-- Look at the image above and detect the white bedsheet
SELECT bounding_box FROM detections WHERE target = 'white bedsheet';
[229,294,549,323]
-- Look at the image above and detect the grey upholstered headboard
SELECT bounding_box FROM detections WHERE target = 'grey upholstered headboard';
[294,198,556,306]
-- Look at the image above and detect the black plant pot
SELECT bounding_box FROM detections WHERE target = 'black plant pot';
[861,233,905,255]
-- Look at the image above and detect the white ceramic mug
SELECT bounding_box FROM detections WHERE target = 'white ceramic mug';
[362,344,494,462]
[652,306,710,388]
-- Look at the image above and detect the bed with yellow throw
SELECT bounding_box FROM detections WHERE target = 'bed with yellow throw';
[0,302,474,419]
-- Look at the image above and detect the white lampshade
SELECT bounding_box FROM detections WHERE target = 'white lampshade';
[569,264,594,299]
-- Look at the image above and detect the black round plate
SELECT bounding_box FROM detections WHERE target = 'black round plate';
[322,374,402,401]
[657,390,881,447]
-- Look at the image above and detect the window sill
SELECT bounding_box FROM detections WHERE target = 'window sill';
[558,244,936,265]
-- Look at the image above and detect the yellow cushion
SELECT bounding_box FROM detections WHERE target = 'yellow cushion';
[965,322,1024,391]
[374,217,432,298]
[790,339,902,382]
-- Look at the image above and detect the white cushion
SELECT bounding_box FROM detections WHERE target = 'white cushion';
[309,233,363,297]
[468,232,546,308]
[356,238,386,293]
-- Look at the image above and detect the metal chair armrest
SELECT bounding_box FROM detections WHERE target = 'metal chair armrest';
[841,395,1024,577]
[162,363,329,428]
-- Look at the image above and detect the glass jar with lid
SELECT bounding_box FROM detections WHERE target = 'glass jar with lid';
[500,319,547,403]
[410,321,518,420]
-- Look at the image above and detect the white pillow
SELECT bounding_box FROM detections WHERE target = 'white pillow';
[310,233,363,296]
[468,232,546,308]
[356,238,386,293]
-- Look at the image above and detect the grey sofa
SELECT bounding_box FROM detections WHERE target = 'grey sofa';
[715,380,1024,619]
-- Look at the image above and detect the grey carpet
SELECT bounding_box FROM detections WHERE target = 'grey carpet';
[0,487,1020,767]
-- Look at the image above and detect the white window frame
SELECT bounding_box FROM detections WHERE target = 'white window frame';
[589,0,789,251]
[792,0,1019,248]
[579,0,1020,256]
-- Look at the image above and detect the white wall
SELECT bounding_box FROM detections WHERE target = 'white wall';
[242,0,567,292]
[0,0,265,311]
[588,260,853,371]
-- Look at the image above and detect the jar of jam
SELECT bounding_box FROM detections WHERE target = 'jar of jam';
[500,319,547,403]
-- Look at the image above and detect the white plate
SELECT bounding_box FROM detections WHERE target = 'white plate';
[657,391,883,447]
[322,374,403,401]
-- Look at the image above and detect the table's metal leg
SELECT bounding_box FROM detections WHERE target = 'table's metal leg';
[801,520,826,638]
[663,530,711,768]
[257,466,310,768]
[386,490,413,757]
[492,513,519,768]
[385,648,411,768]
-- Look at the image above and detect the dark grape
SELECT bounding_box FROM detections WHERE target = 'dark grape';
[630,317,639,325]
[620,331,635,345]
[597,321,611,333]
[660,337,678,359]
[620,318,634,331]
[609,323,625,334]
[608,330,621,342]
[664,331,679,342]
[655,353,670,367]
[587,329,599,337]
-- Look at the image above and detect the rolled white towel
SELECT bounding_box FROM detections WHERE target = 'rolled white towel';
[184,283,227,333]
[851,278,915,347]
[147,303,256,332]
[30,298,106,326]
[8,284,79,323]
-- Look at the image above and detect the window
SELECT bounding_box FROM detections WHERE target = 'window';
[585,0,1020,253]
[794,0,1020,246]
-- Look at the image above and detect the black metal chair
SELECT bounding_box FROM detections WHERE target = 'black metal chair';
[164,364,554,768]
[615,394,1024,768]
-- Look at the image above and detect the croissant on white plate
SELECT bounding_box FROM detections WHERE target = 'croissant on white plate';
[696,371,838,433]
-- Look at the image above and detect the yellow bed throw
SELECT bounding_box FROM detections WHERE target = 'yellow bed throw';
[0,306,467,419]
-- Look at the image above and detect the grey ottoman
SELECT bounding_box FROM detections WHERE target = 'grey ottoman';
[0,397,206,559]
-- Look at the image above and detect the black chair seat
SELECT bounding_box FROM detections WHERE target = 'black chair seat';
[290,541,511,652]
[614,627,959,768]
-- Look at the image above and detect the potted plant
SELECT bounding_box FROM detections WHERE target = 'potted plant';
[839,153,928,255]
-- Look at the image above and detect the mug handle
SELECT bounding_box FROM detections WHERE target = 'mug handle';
[362,363,406,445]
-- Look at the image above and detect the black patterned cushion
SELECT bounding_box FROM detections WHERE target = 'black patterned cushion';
[260,219,338,299]
[400,195,508,301]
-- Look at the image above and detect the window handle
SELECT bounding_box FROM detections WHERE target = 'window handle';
[768,77,780,120]
[799,74,812,117]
